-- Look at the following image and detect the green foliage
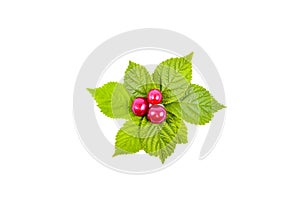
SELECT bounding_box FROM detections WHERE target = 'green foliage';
[87,52,225,163]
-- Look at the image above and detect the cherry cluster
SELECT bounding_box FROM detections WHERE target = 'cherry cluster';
[131,89,166,124]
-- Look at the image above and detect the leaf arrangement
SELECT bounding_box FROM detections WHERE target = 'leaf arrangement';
[87,52,225,163]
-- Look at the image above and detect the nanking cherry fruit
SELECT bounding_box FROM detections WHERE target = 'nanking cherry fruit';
[147,89,163,104]
[131,97,148,116]
[147,105,167,124]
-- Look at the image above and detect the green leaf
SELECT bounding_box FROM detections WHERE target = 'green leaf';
[153,63,190,104]
[124,61,156,97]
[87,82,131,119]
[164,103,187,144]
[111,84,133,119]
[211,97,226,113]
[113,121,142,156]
[87,88,95,95]
[152,52,193,103]
[153,53,193,84]
[175,121,188,144]
[164,102,183,118]
[142,113,182,163]
[139,118,164,139]
[175,84,225,125]
[184,52,194,62]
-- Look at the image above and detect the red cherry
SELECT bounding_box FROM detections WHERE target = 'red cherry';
[147,89,163,104]
[147,105,167,124]
[131,97,148,116]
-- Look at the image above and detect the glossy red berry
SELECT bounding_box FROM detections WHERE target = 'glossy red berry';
[147,105,167,124]
[147,89,163,104]
[131,97,148,116]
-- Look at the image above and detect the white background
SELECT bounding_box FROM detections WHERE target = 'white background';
[0,0,299,199]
